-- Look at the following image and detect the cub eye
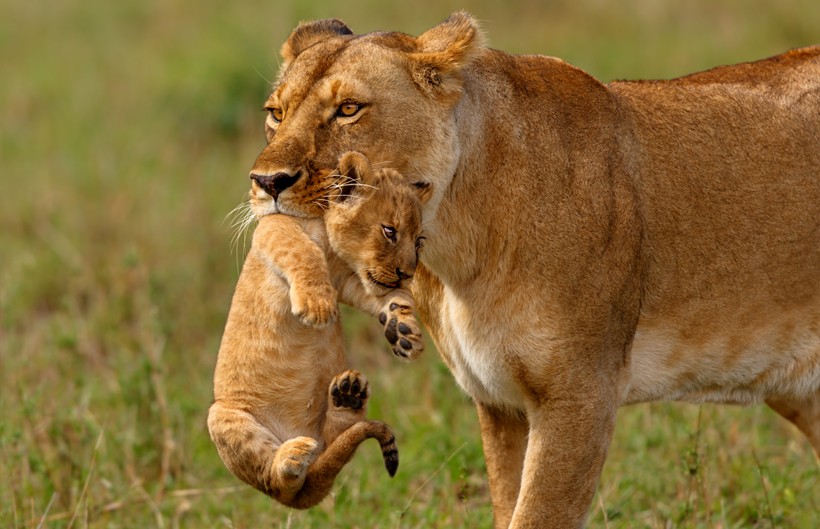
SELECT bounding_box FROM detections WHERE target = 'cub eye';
[338,102,361,118]
[382,225,396,242]
[269,107,284,123]
[415,236,426,251]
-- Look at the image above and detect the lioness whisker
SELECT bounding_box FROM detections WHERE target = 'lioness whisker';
[226,201,256,256]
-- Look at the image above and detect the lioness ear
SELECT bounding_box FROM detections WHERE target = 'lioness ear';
[281,19,353,66]
[410,12,484,96]
[335,151,373,203]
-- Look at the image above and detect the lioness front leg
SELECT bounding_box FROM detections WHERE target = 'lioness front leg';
[509,384,619,529]
[476,403,529,529]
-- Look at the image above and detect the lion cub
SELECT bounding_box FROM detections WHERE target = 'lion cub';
[207,152,430,508]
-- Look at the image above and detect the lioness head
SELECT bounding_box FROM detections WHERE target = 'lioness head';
[248,12,483,220]
[326,151,431,296]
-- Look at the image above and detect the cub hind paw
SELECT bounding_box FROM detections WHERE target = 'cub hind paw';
[276,436,320,481]
[329,370,369,411]
[379,301,424,360]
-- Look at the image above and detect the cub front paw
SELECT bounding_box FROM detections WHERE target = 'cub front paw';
[290,282,339,327]
[379,301,424,360]
[329,370,369,411]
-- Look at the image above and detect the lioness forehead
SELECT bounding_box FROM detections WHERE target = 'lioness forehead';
[272,33,412,106]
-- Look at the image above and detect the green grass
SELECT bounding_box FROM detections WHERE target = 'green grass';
[1,0,818,527]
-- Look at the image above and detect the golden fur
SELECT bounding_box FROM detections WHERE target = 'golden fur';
[207,152,429,508]
[254,12,819,527]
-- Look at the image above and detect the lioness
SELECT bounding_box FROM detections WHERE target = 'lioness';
[208,152,430,508]
[250,12,819,527]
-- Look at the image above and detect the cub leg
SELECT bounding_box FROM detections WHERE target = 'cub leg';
[379,293,425,360]
[283,370,400,509]
[254,214,338,327]
[322,370,370,442]
[766,390,820,457]
[336,274,425,359]
[207,402,320,500]
[475,403,529,529]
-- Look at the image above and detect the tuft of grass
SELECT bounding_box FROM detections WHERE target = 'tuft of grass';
[1,0,818,527]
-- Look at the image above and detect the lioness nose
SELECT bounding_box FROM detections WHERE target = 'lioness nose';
[249,171,301,198]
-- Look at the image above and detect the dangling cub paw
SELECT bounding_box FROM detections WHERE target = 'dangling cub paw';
[379,301,424,360]
[275,436,320,482]
[289,281,339,327]
[329,370,370,411]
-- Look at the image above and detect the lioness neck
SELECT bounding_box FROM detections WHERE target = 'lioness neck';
[424,49,639,294]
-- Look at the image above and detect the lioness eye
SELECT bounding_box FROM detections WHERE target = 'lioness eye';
[382,225,396,241]
[269,107,284,123]
[338,102,360,117]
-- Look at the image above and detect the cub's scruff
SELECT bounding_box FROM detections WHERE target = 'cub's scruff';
[207,152,430,508]
[254,13,819,528]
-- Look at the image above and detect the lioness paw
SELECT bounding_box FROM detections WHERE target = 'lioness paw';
[290,282,339,327]
[379,301,424,360]
[276,436,320,481]
[329,370,369,411]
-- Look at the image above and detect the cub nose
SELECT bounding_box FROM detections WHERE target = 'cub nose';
[397,268,414,281]
[249,171,301,198]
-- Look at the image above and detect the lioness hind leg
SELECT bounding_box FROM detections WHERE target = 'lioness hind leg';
[766,390,820,457]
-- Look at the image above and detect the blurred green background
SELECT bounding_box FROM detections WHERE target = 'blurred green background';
[1,0,818,527]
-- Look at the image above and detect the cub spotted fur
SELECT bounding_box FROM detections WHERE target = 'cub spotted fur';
[254,13,819,528]
[207,152,430,508]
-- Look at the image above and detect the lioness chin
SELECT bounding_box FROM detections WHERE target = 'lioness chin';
[250,12,819,528]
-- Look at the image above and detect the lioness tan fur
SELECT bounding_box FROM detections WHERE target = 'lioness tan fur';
[208,152,430,508]
[251,12,819,527]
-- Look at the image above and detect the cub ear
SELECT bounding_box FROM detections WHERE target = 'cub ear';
[410,11,484,96]
[281,19,353,65]
[335,151,373,203]
[410,181,433,205]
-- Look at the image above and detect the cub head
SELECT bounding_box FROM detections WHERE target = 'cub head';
[325,152,431,296]
[248,12,484,220]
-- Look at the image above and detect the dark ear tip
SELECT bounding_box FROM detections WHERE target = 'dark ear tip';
[283,19,354,62]
[326,19,353,36]
[410,180,433,204]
